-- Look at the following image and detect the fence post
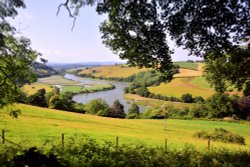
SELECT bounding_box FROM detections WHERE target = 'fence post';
[2,129,4,144]
[62,133,64,149]
[165,138,168,151]
[207,137,211,150]
[116,136,119,149]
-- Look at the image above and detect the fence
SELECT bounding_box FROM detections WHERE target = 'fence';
[0,129,215,151]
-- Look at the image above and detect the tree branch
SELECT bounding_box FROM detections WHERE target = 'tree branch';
[57,0,76,31]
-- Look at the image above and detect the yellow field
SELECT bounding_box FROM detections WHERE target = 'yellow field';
[0,104,249,150]
[78,65,149,78]
[148,77,215,98]
[22,83,54,95]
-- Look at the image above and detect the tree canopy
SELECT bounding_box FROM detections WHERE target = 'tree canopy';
[0,0,39,108]
[1,0,250,108]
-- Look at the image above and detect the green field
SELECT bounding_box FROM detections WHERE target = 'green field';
[61,84,114,93]
[0,104,249,150]
[174,62,198,70]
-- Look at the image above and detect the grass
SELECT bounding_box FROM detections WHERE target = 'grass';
[78,65,149,78]
[61,84,114,93]
[0,104,249,150]
[124,94,198,109]
[148,77,215,99]
[191,77,212,89]
[22,83,54,96]
[174,62,198,70]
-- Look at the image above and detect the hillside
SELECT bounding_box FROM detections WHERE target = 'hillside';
[77,65,149,78]
[32,62,58,78]
[0,104,249,150]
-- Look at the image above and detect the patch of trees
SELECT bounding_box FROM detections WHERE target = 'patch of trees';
[141,93,250,120]
[84,99,126,119]
[26,88,85,113]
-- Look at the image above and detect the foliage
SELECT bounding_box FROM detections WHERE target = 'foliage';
[1,136,250,167]
[108,100,126,118]
[181,93,194,103]
[194,128,245,145]
[204,49,250,94]
[127,103,140,119]
[0,0,40,108]
[205,93,233,118]
[84,98,109,115]
[231,97,250,120]
[28,88,47,107]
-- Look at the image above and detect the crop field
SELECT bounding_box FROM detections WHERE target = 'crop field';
[78,65,149,78]
[0,104,249,150]
[22,83,54,95]
[148,77,215,98]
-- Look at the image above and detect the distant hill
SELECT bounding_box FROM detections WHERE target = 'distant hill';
[32,62,58,78]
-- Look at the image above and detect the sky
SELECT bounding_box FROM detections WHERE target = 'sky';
[9,0,202,63]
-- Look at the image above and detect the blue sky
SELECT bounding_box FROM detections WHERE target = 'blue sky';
[10,0,202,63]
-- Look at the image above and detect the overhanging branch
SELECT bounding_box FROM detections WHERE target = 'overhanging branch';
[57,0,76,31]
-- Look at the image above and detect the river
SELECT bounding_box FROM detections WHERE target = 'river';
[64,74,147,112]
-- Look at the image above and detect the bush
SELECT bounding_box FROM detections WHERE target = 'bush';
[194,128,245,145]
[1,136,250,167]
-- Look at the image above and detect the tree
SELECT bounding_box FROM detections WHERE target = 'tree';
[0,0,39,108]
[205,93,233,118]
[181,93,194,103]
[127,103,140,119]
[108,100,126,118]
[84,98,109,115]
[28,89,47,107]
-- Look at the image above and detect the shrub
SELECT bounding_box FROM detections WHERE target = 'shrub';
[194,128,245,145]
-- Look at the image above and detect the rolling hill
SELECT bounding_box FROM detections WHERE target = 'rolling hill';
[0,104,249,150]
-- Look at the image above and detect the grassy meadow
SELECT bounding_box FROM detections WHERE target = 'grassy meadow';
[124,94,199,109]
[0,104,249,151]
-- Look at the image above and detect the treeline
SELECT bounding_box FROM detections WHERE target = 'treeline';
[19,88,133,119]
[19,88,250,120]
[1,136,249,167]
[141,93,250,120]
